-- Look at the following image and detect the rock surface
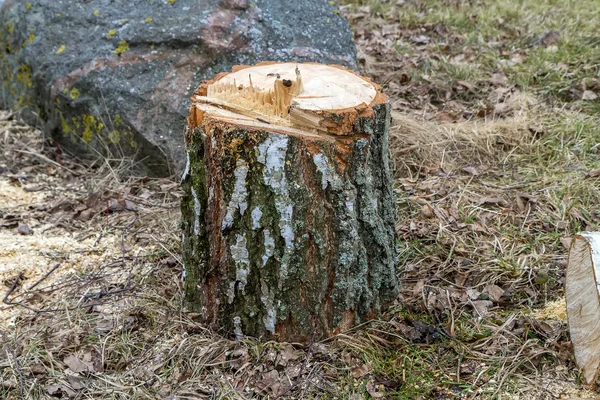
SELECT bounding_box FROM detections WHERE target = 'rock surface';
[0,0,356,175]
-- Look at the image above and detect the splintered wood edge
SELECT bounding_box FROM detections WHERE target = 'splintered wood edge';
[566,232,600,385]
[193,104,335,142]
[187,62,387,138]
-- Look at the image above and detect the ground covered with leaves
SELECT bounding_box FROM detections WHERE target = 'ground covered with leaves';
[2,0,600,398]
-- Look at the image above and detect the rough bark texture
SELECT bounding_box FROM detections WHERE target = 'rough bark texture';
[181,71,397,343]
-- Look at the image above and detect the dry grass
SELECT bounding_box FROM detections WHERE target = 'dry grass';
[340,0,600,397]
[2,103,598,399]
[2,0,600,397]
[390,111,534,177]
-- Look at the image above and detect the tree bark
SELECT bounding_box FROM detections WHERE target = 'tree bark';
[180,62,398,342]
[566,232,600,385]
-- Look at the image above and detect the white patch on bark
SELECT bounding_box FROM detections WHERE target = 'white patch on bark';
[227,281,235,304]
[251,207,262,230]
[263,229,275,266]
[345,200,354,213]
[260,279,276,334]
[233,316,243,341]
[222,159,249,230]
[371,198,378,211]
[356,138,369,151]
[230,234,250,294]
[345,190,356,218]
[257,135,294,281]
[180,151,190,183]
[191,187,201,236]
[313,153,334,189]
[313,153,342,190]
[181,231,187,280]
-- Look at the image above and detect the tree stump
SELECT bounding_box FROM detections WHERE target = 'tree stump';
[180,62,398,342]
[566,232,600,385]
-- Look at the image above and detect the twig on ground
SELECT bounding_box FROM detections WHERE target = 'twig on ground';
[27,263,61,290]
[14,149,77,175]
[477,180,533,190]
[3,272,22,305]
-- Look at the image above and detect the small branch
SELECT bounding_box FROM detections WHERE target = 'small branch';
[27,263,60,291]
[3,273,22,305]
[3,273,65,313]
[14,149,77,175]
[476,180,533,190]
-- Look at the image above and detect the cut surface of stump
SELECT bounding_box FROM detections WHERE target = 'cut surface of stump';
[181,62,398,342]
[566,232,600,385]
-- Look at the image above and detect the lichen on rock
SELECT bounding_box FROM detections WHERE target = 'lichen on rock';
[0,0,357,176]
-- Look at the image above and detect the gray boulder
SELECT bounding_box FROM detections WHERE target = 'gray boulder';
[0,0,356,175]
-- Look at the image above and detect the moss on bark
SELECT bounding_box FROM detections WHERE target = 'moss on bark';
[181,101,398,342]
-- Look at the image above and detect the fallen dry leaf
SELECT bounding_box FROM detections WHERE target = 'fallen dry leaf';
[517,192,538,203]
[107,198,136,212]
[466,288,481,300]
[366,379,385,398]
[95,319,115,335]
[490,72,508,85]
[585,169,600,178]
[457,80,474,91]
[277,344,299,367]
[229,348,250,371]
[484,284,505,303]
[397,322,423,341]
[540,30,560,47]
[582,90,598,101]
[29,363,46,375]
[515,195,526,211]
[420,204,434,218]
[139,190,154,199]
[493,102,512,116]
[351,363,370,378]
[17,222,31,235]
[255,369,283,397]
[478,196,508,207]
[410,35,430,44]
[471,300,494,317]
[46,383,77,398]
[381,24,399,36]
[462,166,479,176]
[63,351,102,374]
[560,237,572,249]
[73,208,95,221]
[67,375,85,390]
